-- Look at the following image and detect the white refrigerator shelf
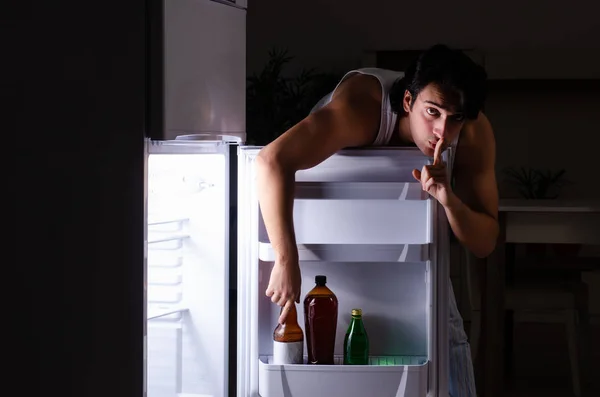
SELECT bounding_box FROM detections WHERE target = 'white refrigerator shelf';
[258,355,428,397]
[258,243,430,262]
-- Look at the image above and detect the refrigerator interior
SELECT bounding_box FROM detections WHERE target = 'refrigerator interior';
[146,139,232,397]
[237,147,450,397]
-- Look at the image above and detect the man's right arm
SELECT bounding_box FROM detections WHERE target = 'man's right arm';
[255,75,380,316]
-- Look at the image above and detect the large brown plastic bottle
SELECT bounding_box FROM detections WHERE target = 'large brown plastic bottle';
[303,275,338,365]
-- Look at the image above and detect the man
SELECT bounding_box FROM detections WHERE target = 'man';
[255,44,499,396]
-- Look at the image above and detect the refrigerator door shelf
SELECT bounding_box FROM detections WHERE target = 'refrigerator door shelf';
[258,355,428,397]
[251,148,442,250]
[148,216,190,244]
[293,147,441,183]
[294,181,427,200]
[258,198,431,246]
[258,243,430,263]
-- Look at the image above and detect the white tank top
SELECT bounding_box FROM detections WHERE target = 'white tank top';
[310,68,404,146]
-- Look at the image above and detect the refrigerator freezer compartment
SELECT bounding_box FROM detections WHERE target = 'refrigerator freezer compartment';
[258,355,428,397]
[258,243,429,262]
[258,199,431,246]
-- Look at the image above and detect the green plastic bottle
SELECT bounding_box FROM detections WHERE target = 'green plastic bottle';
[343,308,369,365]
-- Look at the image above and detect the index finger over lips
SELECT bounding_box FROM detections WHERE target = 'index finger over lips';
[433,138,445,166]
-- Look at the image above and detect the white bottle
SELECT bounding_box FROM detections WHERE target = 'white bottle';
[272,303,304,364]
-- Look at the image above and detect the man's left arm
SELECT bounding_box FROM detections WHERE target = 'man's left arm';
[445,114,499,258]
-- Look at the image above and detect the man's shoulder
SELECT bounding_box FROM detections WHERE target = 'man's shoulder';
[332,72,383,106]
[454,112,496,170]
[458,112,495,149]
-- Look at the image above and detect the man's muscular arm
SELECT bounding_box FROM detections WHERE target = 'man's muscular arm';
[256,74,381,321]
[445,113,499,258]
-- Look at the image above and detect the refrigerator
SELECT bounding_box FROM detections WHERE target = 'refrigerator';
[147,0,450,396]
[145,0,246,397]
[148,136,452,397]
[145,4,452,396]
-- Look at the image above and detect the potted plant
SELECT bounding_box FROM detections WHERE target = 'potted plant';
[246,47,342,145]
[502,166,569,200]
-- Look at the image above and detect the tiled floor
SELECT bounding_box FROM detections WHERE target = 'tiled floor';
[487,321,599,397]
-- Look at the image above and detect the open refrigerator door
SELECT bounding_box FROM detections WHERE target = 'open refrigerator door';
[237,146,450,397]
[144,134,240,397]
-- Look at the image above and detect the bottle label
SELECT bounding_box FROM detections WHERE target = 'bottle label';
[272,341,303,364]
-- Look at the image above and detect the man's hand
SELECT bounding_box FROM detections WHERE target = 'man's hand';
[412,138,454,207]
[265,259,302,324]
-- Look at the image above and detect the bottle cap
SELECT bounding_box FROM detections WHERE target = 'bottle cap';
[351,308,362,316]
[315,275,327,285]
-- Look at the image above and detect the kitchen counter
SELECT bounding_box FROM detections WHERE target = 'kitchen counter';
[499,199,600,213]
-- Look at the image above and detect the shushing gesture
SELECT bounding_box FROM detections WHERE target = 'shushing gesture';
[412,138,452,207]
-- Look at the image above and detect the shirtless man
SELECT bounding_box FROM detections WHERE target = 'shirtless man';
[255,44,499,396]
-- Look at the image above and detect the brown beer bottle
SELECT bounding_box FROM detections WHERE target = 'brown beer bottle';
[304,275,338,364]
[272,303,304,364]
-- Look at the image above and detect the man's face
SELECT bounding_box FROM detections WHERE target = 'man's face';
[402,83,466,157]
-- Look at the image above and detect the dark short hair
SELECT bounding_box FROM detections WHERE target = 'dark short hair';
[389,44,487,119]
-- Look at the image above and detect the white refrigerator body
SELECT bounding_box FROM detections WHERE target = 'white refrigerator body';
[161,0,246,141]
[144,0,247,396]
[237,146,451,397]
